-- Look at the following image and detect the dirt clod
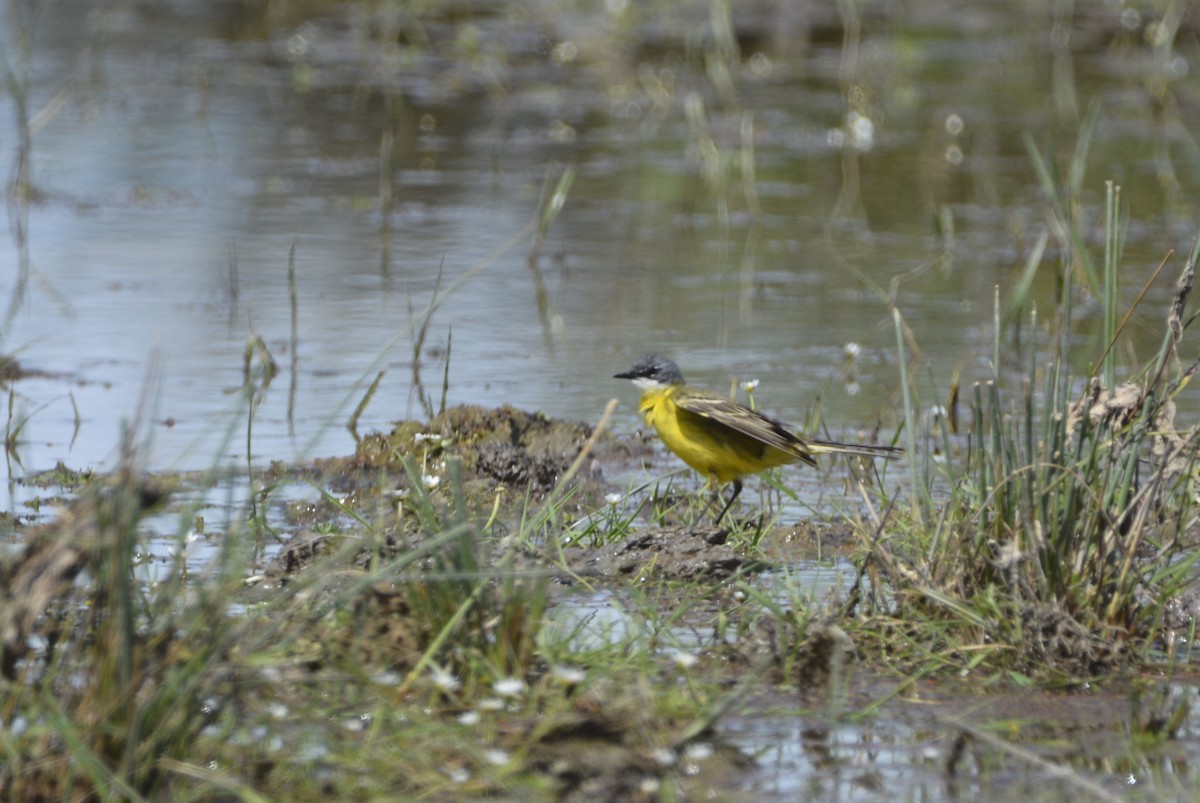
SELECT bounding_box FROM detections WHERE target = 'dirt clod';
[564,525,759,582]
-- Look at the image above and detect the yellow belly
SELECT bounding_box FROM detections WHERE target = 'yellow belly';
[640,390,797,486]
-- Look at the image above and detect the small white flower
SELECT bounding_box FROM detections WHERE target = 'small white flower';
[445,765,471,783]
[458,710,481,726]
[843,342,862,358]
[684,742,713,761]
[170,532,200,560]
[847,111,875,151]
[551,41,578,64]
[371,670,401,686]
[414,432,442,443]
[477,698,505,711]
[430,665,460,693]
[492,677,526,698]
[285,31,311,58]
[845,382,861,397]
[670,650,698,669]
[740,379,759,393]
[551,665,586,685]
[482,748,510,766]
[747,51,772,77]
[651,747,677,766]
[423,474,441,490]
[605,493,624,506]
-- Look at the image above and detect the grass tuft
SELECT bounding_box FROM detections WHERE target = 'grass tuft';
[864,212,1200,678]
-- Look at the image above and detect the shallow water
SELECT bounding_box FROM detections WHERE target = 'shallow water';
[3,1,1197,515]
[725,689,1200,802]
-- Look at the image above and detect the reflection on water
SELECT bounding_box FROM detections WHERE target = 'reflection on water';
[727,715,949,801]
[728,684,1200,802]
[552,559,858,652]
[1,1,1198,521]
[131,479,326,582]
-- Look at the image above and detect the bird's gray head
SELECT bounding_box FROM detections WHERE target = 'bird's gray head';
[614,353,686,390]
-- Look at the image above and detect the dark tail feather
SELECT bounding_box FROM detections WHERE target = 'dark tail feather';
[808,440,902,460]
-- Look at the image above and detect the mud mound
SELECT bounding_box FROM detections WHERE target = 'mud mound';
[355,404,596,494]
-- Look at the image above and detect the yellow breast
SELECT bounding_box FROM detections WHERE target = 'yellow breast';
[638,386,797,486]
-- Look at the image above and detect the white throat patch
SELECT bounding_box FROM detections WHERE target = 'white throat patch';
[631,377,669,391]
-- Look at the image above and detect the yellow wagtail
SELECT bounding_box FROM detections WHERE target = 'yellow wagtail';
[614,353,900,525]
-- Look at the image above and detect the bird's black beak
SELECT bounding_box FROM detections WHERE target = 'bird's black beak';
[614,369,635,379]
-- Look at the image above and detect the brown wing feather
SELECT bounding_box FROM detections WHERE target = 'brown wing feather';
[672,391,817,465]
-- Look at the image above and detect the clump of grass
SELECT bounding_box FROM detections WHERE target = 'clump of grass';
[0,463,239,798]
[864,218,1200,679]
[367,453,552,689]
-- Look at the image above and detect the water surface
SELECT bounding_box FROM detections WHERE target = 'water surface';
[2,1,1197,514]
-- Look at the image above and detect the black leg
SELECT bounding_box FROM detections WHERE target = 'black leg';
[688,480,743,531]
[713,479,743,525]
[690,488,720,531]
